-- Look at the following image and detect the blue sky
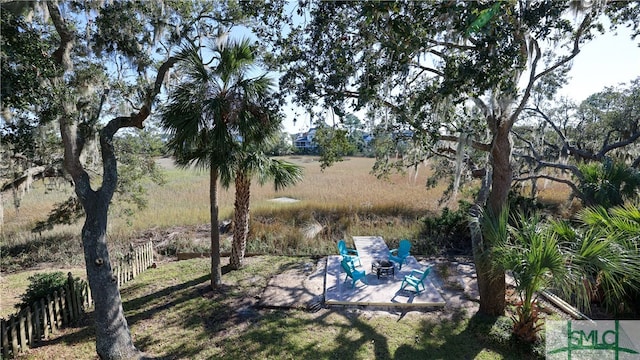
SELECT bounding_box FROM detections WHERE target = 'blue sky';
[557,25,640,101]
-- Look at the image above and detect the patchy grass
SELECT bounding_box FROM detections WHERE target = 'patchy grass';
[12,257,542,360]
[0,268,86,318]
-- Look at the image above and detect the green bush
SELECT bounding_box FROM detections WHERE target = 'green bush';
[418,201,472,255]
[17,271,78,309]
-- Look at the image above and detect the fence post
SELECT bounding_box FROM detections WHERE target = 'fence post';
[10,315,18,356]
[116,264,121,288]
[130,244,136,279]
[53,291,62,328]
[46,294,55,333]
[81,283,88,309]
[26,307,33,351]
[86,282,92,308]
[144,242,149,268]
[40,298,48,339]
[18,310,28,353]
[2,318,9,358]
[127,258,131,282]
[142,243,147,269]
[149,241,154,267]
[75,281,83,315]
[67,273,78,319]
[60,288,68,326]
[65,283,74,323]
[32,302,40,345]
[136,247,140,274]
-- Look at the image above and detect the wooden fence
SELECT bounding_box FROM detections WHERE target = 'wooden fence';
[0,241,154,359]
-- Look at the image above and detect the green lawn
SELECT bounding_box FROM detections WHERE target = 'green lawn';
[14,257,543,359]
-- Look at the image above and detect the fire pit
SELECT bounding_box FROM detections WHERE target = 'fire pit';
[371,259,395,279]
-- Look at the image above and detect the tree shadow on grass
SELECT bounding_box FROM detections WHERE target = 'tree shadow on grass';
[394,312,543,360]
[20,257,314,358]
[159,308,395,360]
[128,258,315,358]
[198,309,544,360]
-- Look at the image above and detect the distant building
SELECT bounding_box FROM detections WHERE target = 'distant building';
[294,128,318,152]
[363,133,374,145]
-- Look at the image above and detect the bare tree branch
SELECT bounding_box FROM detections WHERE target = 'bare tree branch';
[513,174,584,200]
[512,13,592,125]
[511,129,541,159]
[100,56,178,198]
[598,131,640,158]
[48,2,74,71]
[411,63,445,77]
[46,2,93,200]
[525,106,568,144]
[438,134,492,152]
[425,38,476,51]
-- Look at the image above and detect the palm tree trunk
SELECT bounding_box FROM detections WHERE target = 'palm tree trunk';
[230,171,251,270]
[210,166,222,288]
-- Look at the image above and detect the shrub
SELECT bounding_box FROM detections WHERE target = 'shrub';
[418,201,472,255]
[17,271,78,309]
[578,160,640,208]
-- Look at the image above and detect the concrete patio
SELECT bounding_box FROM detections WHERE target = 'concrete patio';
[324,236,447,308]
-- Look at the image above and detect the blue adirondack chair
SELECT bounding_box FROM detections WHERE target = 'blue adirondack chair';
[399,266,432,293]
[341,258,368,288]
[389,239,411,269]
[338,239,361,267]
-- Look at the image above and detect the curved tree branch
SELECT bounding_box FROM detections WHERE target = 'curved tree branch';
[598,131,640,158]
[46,2,94,201]
[513,174,584,200]
[512,13,592,125]
[100,56,178,199]
[438,134,492,152]
[48,2,74,71]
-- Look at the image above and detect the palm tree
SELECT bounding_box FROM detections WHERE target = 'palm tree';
[493,212,566,342]
[578,160,640,208]
[555,203,640,314]
[227,147,303,269]
[161,38,276,288]
[493,204,640,342]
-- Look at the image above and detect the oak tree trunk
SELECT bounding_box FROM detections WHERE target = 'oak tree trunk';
[62,117,148,359]
[46,2,179,356]
[473,119,511,316]
[229,172,251,270]
[81,193,139,359]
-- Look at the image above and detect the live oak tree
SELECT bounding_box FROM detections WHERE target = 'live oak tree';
[513,78,640,207]
[249,0,639,316]
[1,1,243,358]
[0,4,63,227]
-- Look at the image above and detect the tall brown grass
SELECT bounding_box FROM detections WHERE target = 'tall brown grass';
[2,156,572,269]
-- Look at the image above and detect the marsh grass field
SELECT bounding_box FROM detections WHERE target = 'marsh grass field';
[0,156,570,359]
[2,156,452,271]
[1,156,571,271]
